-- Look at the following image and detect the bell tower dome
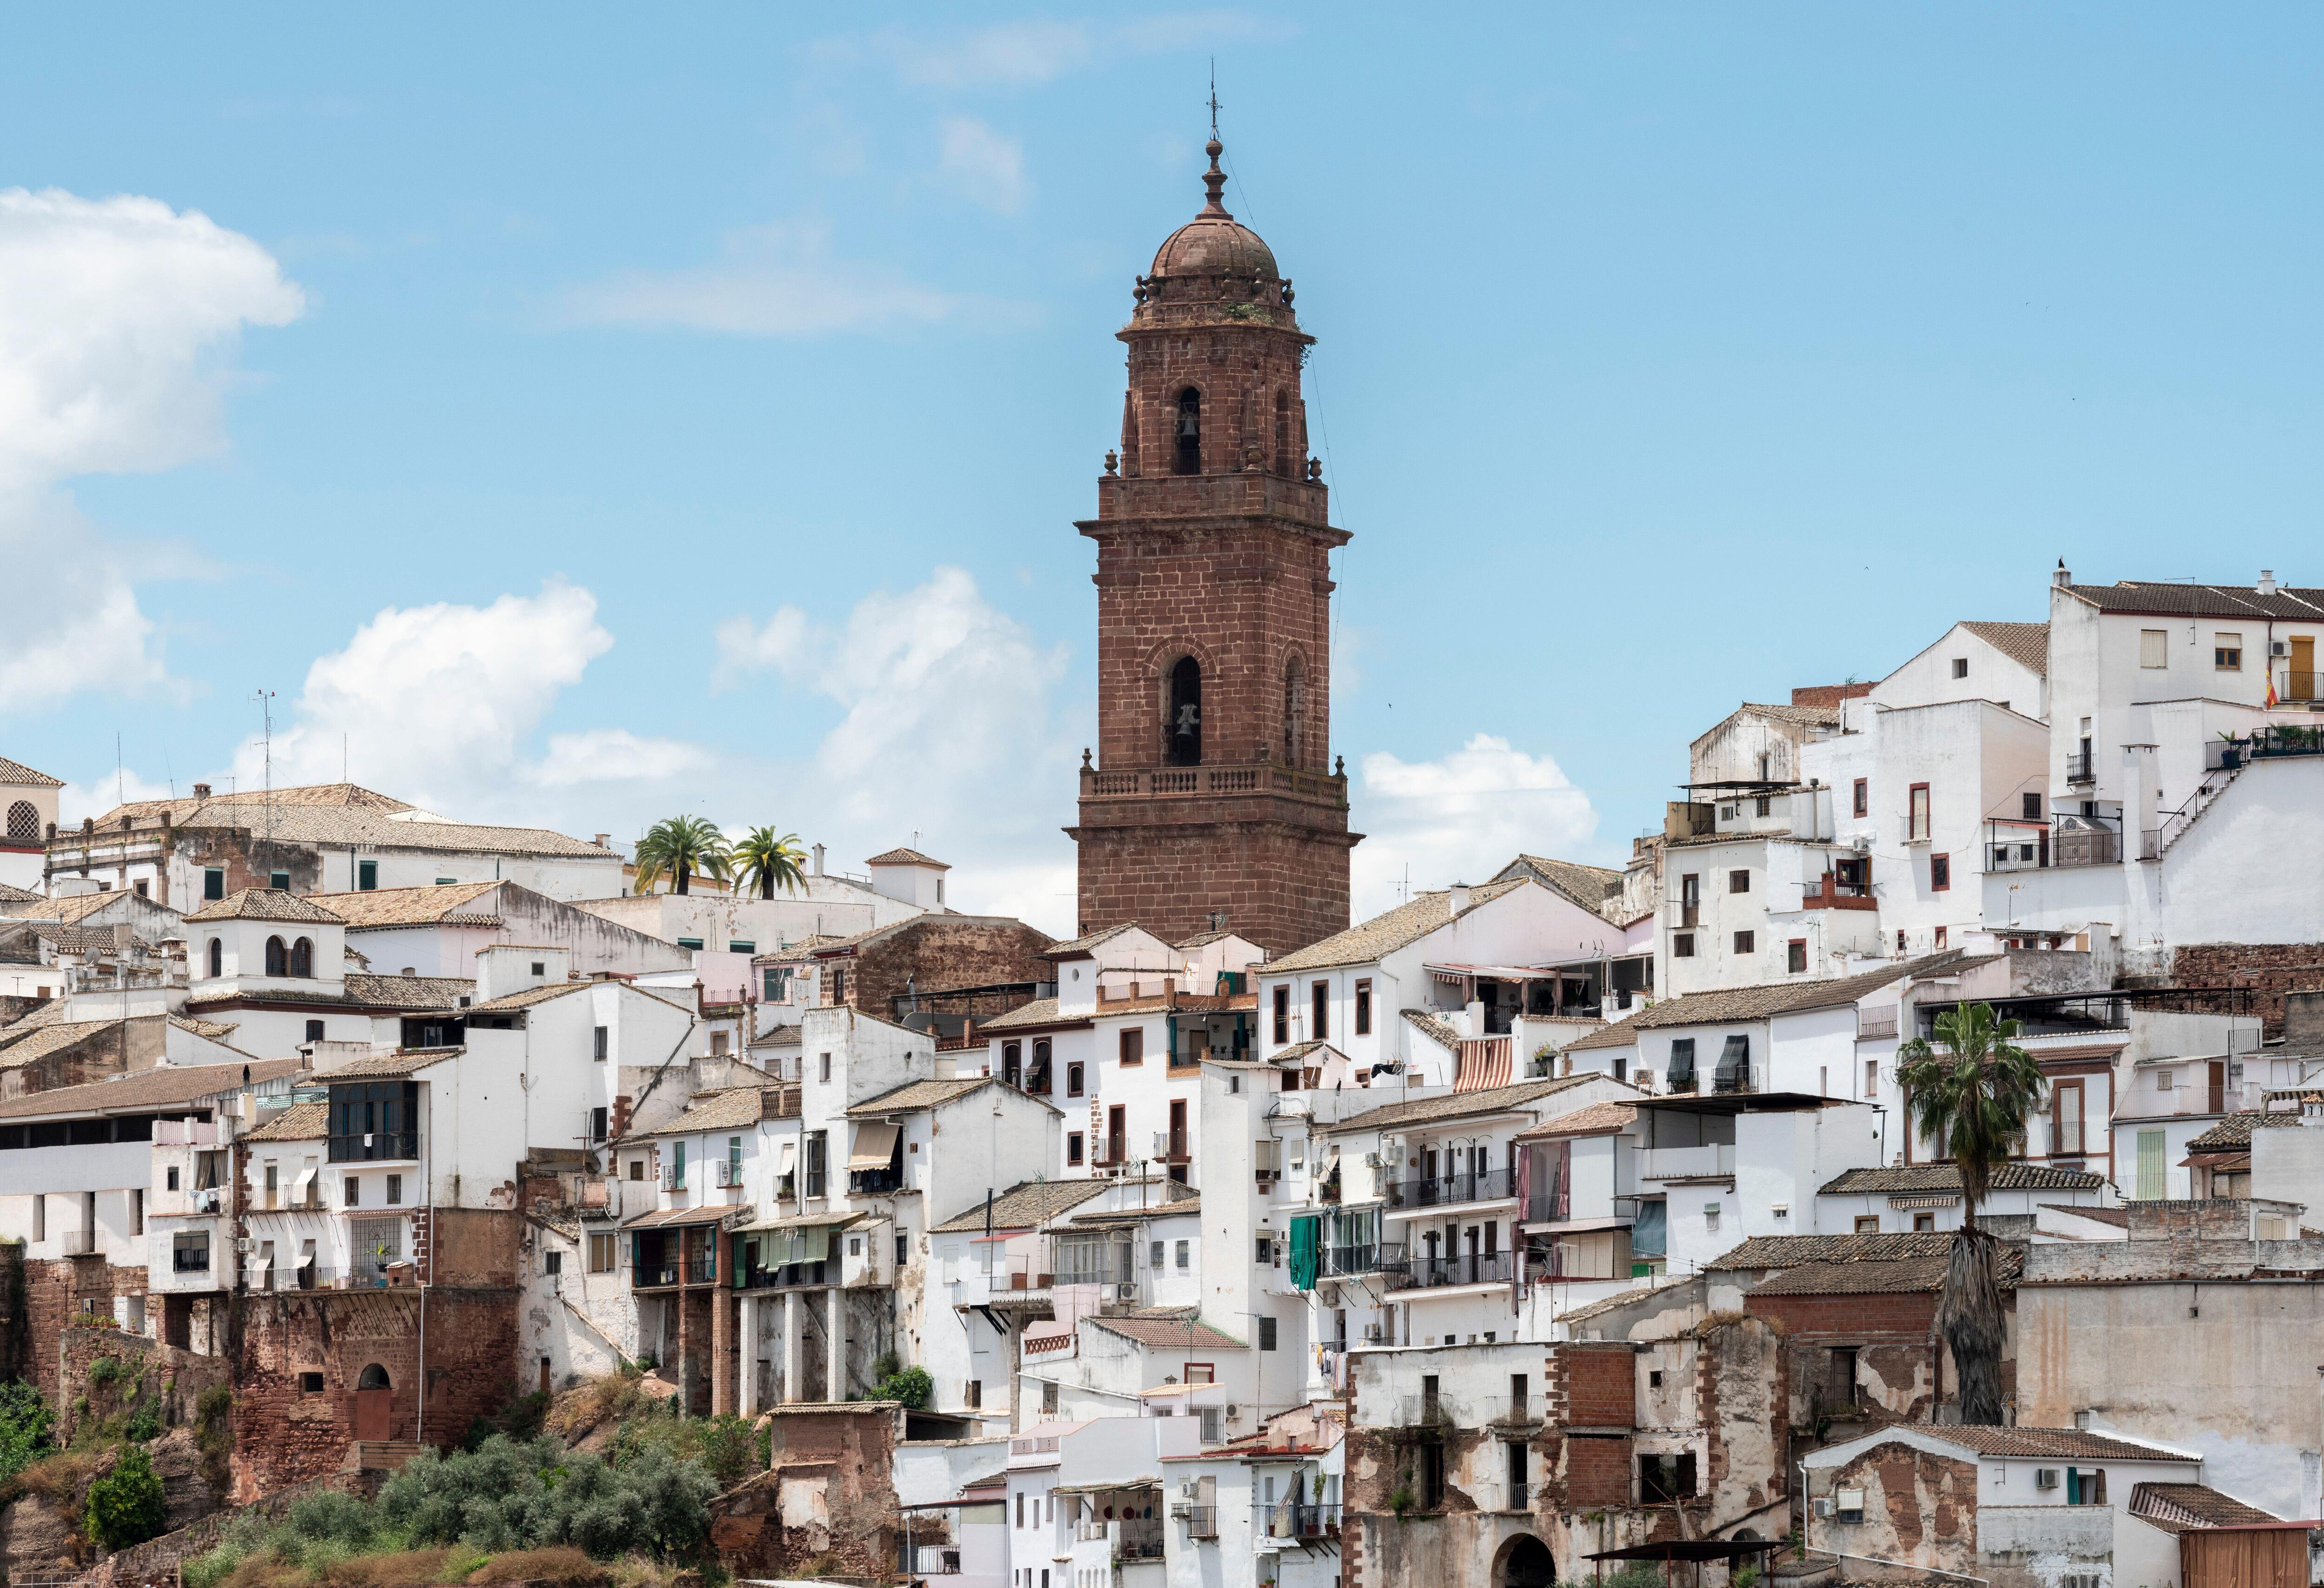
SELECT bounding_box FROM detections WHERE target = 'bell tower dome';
[1066,134,1359,955]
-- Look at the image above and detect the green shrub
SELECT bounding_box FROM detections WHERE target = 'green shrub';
[0,1381,54,1487]
[378,1434,717,1561]
[122,1401,161,1443]
[87,1356,122,1388]
[873,1366,932,1411]
[85,1445,166,1549]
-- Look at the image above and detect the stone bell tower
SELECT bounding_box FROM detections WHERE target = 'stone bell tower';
[1065,132,1359,955]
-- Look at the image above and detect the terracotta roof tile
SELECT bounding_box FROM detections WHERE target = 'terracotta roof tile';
[185,888,347,925]
[308,882,501,929]
[846,1076,997,1118]
[1958,621,2051,676]
[2127,1483,2286,1533]
[1259,879,1531,975]
[2186,1112,2305,1151]
[1710,1232,1967,1270]
[1514,1100,1636,1140]
[1087,1316,1247,1351]
[1924,1425,2193,1461]
[1818,1163,2106,1194]
[0,1056,306,1119]
[866,847,949,869]
[243,1099,329,1142]
[631,1087,778,1138]
[1400,1009,1459,1051]
[1562,950,1986,1052]
[1503,854,1624,914]
[931,1178,1114,1234]
[2059,580,2324,620]
[1322,1074,1623,1136]
[0,757,66,788]
[1748,1251,2022,1296]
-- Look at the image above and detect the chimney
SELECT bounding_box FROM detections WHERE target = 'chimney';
[1448,883,1471,913]
[2053,559,2071,588]
[2258,569,2279,596]
[592,833,609,849]
[812,843,826,878]
[192,783,211,800]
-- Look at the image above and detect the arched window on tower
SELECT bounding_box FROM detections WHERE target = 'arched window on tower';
[1173,388,1202,475]
[289,936,314,978]
[206,938,223,979]
[1167,657,1203,766]
[264,936,288,977]
[1274,390,1291,476]
[1282,656,1305,768]
[4,802,35,841]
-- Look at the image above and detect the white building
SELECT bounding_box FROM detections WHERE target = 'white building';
[0,757,64,893]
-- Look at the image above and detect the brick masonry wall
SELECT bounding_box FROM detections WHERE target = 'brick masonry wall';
[2153,942,2324,1035]
[1747,1291,1938,1341]
[847,918,1057,1015]
[58,1326,231,1445]
[711,1407,901,1577]
[232,1288,517,1500]
[1561,1433,1635,1508]
[9,1258,147,1404]
[1071,814,1353,955]
[1554,1341,1636,1429]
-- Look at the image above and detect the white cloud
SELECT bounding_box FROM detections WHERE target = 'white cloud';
[564,220,1019,338]
[0,187,303,712]
[716,566,1079,929]
[1350,734,1601,918]
[238,582,713,819]
[830,14,1277,90]
[939,117,1029,214]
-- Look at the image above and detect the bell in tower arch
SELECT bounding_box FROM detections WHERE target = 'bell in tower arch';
[1167,657,1203,766]
[1173,388,1202,475]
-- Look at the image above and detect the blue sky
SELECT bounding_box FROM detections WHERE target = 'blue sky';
[6,7,2323,930]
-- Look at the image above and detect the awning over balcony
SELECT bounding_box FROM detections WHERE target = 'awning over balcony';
[849,1122,901,1169]
[624,1205,731,1228]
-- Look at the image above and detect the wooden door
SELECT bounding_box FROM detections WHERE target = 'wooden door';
[352,1389,391,1441]
[2292,636,2316,701]
[2208,1060,2226,1114]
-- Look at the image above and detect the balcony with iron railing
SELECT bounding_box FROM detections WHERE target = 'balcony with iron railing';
[2066,751,2095,785]
[1404,1249,1519,1291]
[2114,1080,2263,1121]
[1800,872,1877,911]
[1319,1239,1406,1279]
[1387,1166,1515,1212]
[1255,1502,1341,1540]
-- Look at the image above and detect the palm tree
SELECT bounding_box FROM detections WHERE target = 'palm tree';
[1895,1000,2047,1425]
[733,826,809,900]
[631,815,733,896]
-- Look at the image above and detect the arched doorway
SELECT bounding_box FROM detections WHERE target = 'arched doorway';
[1496,1534,1554,1588]
[352,1363,393,1440]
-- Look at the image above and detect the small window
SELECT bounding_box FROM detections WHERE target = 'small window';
[1067,1133,1084,1166]
[628,1160,645,1181]
[1897,929,1908,953]
[1787,939,1807,974]
[204,867,225,901]
[728,940,754,954]
[1150,1240,1165,1268]
[1310,982,1328,1041]
[1908,783,1931,842]
[344,1176,360,1207]
[1951,657,1968,679]
[385,1173,402,1205]
[1930,853,1951,891]
[1914,1212,1936,1232]
[299,1371,325,1393]
[676,937,705,951]
[1728,869,1750,894]
[305,1019,325,1043]
[1934,925,1948,948]
[1855,1214,1880,1234]
[1354,979,1372,1036]
[1175,1239,1190,1270]
[593,1026,608,1062]
[530,961,545,976]
[588,1232,618,1272]
[590,1107,608,1142]
[2140,628,2169,668]
[1732,930,1755,955]
[435,876,456,887]
[167,1166,180,1191]
[1257,1316,1278,1350]
[2022,791,2042,820]
[270,870,290,892]
[544,1250,562,1276]
[1066,1061,1084,1097]
[1673,932,1695,958]
[819,1052,832,1082]
[357,860,378,891]
[1272,985,1290,1044]
[1852,778,1868,818]
[965,1379,982,1409]
[2215,633,2242,671]
[2156,1068,2174,1091]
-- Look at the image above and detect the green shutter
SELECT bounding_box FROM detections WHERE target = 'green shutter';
[2137,1129,2166,1200]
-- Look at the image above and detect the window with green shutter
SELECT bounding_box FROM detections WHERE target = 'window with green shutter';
[2137,1129,2166,1200]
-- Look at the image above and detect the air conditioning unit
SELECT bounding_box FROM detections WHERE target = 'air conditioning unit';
[2272,640,2291,658]
[1811,1498,1833,1519]
[1362,1153,1382,1169]
[1850,836,1872,854]
[1362,1323,1387,1343]
[1225,1404,1239,1420]
[1181,1480,1199,1499]
[2034,1468,2060,1490]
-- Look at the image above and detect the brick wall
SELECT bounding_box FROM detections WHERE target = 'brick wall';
[711,1406,901,1576]
[2153,943,2324,1035]
[232,1288,517,1499]
[1561,1432,1634,1508]
[58,1326,231,1446]
[847,918,1056,1018]
[8,1258,146,1404]
[1071,814,1353,955]
[1746,1290,1937,1341]
[0,1016,165,1100]
[1553,1341,1636,1429]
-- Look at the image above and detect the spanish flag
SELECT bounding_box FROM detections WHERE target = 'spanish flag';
[2267,672,2280,708]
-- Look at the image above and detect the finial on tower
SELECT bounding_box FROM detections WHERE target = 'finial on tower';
[1201,64,1231,217]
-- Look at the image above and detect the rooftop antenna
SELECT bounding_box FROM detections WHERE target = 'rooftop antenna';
[252,689,277,864]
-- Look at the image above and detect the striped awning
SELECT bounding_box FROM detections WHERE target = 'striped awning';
[1455,1037,1513,1091]
[1888,1193,1960,1210]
